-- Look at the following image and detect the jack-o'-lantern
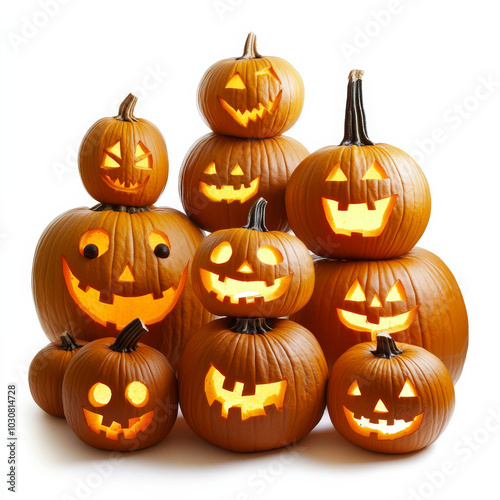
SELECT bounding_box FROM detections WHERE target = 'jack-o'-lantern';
[328,332,455,454]
[291,247,468,382]
[29,332,88,417]
[179,133,308,232]
[79,94,168,207]
[32,204,212,372]
[179,317,328,452]
[198,33,304,138]
[63,319,177,451]
[191,198,314,318]
[286,70,431,259]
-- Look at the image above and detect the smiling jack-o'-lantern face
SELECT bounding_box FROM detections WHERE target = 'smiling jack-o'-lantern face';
[198,33,304,138]
[192,198,314,318]
[328,333,455,453]
[33,206,213,372]
[79,94,169,206]
[180,133,309,232]
[63,320,178,451]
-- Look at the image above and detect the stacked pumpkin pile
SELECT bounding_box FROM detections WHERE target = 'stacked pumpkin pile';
[286,70,468,453]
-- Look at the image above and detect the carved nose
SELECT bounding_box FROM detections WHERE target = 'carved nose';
[374,399,389,413]
[237,261,254,273]
[118,264,135,282]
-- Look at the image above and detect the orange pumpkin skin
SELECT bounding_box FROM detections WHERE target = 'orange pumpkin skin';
[63,320,177,451]
[291,248,468,383]
[285,71,431,260]
[191,199,314,318]
[79,94,168,207]
[328,334,455,454]
[179,318,328,452]
[197,33,304,138]
[32,206,212,372]
[29,333,87,417]
[179,133,308,232]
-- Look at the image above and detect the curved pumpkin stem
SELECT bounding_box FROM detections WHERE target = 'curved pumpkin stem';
[231,317,273,334]
[115,93,139,122]
[110,318,148,353]
[58,332,83,351]
[371,331,403,359]
[340,69,374,147]
[244,197,268,232]
[237,32,262,60]
[91,203,151,214]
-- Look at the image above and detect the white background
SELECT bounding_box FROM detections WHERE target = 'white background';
[1,1,498,499]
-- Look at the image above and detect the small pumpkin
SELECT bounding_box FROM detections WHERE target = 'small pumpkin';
[191,198,314,318]
[32,204,212,372]
[286,70,431,260]
[291,247,468,382]
[62,319,178,451]
[28,332,87,417]
[179,132,308,232]
[197,33,305,138]
[179,317,328,452]
[79,94,168,207]
[328,332,455,454]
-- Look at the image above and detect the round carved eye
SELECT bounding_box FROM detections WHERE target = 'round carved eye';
[80,229,109,259]
[89,383,112,407]
[210,241,232,264]
[125,381,149,407]
[154,244,170,258]
[149,230,170,259]
[257,245,283,265]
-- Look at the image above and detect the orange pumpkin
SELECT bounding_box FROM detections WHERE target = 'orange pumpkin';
[198,33,304,138]
[179,133,308,232]
[79,94,168,207]
[32,205,212,372]
[291,247,468,382]
[63,319,177,451]
[191,198,314,318]
[328,332,455,454]
[286,70,431,259]
[179,317,328,452]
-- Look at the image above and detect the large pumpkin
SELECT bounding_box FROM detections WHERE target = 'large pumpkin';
[328,332,455,454]
[179,133,308,232]
[291,247,468,382]
[63,319,178,451]
[179,317,328,452]
[197,33,304,138]
[191,198,314,318]
[79,94,168,207]
[32,204,212,372]
[286,70,431,260]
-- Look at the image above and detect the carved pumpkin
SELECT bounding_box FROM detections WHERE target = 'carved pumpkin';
[32,204,212,372]
[63,319,177,451]
[179,133,308,232]
[328,332,455,454]
[28,332,87,417]
[79,94,168,207]
[179,317,328,452]
[191,198,314,318]
[291,247,468,382]
[286,70,431,259]
[198,33,304,138]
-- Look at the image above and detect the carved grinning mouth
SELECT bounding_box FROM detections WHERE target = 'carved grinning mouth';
[199,268,292,305]
[62,257,187,330]
[83,408,153,440]
[199,177,260,203]
[101,174,150,193]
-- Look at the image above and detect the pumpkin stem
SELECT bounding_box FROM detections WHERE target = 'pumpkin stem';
[237,32,262,60]
[340,70,374,147]
[58,332,83,351]
[231,317,273,334]
[243,197,268,231]
[371,331,403,359]
[91,203,151,214]
[110,318,148,353]
[115,93,139,122]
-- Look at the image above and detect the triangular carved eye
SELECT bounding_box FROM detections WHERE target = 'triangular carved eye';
[231,164,244,175]
[386,280,407,302]
[108,141,121,158]
[362,161,388,180]
[347,380,361,396]
[345,279,366,301]
[225,73,246,90]
[103,153,120,168]
[326,163,347,181]
[204,162,217,175]
[399,379,418,398]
